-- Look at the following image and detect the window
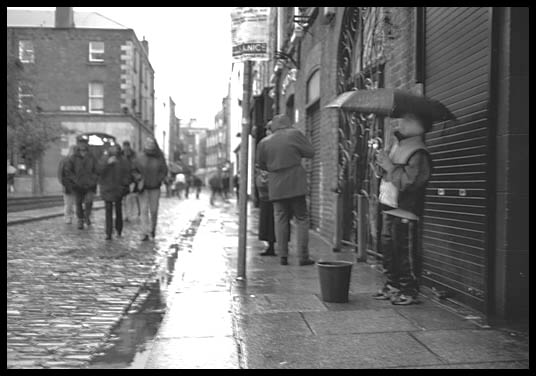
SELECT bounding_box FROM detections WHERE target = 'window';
[306,69,320,105]
[88,82,104,113]
[89,41,104,62]
[134,48,139,72]
[19,40,34,63]
[18,82,33,112]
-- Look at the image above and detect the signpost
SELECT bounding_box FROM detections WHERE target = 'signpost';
[231,7,270,280]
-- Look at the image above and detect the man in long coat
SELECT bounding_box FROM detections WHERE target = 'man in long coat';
[256,114,315,266]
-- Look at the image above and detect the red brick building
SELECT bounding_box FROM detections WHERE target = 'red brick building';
[252,7,528,320]
[7,8,155,193]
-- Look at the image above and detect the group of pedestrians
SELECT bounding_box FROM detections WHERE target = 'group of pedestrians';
[170,173,203,199]
[58,136,168,241]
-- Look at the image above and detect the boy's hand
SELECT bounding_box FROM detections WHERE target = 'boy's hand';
[376,150,394,172]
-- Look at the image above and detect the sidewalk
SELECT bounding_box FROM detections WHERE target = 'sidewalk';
[145,202,529,369]
[7,200,105,226]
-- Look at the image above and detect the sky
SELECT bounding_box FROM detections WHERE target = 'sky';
[8,7,234,128]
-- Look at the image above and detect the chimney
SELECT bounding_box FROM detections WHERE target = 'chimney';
[55,7,74,28]
[141,36,149,57]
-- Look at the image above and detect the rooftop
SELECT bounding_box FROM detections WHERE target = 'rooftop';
[7,9,129,29]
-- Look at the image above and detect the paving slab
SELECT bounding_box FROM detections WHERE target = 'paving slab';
[411,329,530,364]
[240,332,443,369]
[232,293,327,315]
[395,305,481,330]
[303,309,420,335]
[235,312,313,340]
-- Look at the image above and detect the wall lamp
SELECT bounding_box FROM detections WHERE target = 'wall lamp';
[274,50,299,70]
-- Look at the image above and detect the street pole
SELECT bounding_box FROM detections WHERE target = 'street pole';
[237,60,252,280]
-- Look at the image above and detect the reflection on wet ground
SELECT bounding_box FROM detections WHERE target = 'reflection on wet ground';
[87,213,204,369]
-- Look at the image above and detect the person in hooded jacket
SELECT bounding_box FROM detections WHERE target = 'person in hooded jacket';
[132,137,168,241]
[65,141,99,230]
[97,143,131,240]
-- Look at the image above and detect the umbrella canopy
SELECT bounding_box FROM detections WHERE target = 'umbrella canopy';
[325,88,455,122]
[168,161,184,174]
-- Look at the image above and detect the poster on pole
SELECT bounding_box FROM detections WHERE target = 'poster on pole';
[231,7,270,62]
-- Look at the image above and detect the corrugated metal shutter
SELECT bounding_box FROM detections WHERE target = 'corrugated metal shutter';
[423,7,491,312]
[306,102,321,230]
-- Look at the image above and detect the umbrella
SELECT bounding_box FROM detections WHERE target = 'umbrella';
[325,88,456,122]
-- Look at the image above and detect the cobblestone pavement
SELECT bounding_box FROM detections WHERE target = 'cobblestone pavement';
[7,193,213,369]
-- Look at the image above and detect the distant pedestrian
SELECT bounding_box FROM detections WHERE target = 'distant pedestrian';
[256,114,315,266]
[192,175,203,199]
[121,141,139,222]
[7,161,17,193]
[174,173,186,199]
[97,144,131,240]
[57,146,76,224]
[184,174,193,199]
[164,173,174,198]
[132,137,168,241]
[221,171,231,200]
[372,113,432,305]
[65,141,99,230]
[208,169,225,206]
[233,173,240,201]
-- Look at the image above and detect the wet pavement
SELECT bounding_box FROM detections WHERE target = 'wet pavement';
[6,191,210,369]
[145,201,529,369]
[7,191,530,369]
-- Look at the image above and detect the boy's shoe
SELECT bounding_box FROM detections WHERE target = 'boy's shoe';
[280,257,288,265]
[260,247,276,256]
[391,293,419,305]
[372,284,398,300]
[141,235,150,241]
[105,235,112,240]
[299,258,315,266]
[77,220,84,230]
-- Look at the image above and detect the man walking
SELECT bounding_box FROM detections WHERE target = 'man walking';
[65,140,99,230]
[373,112,433,305]
[256,114,315,266]
[57,145,76,224]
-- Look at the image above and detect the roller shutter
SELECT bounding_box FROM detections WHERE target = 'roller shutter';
[422,7,491,312]
[306,102,321,230]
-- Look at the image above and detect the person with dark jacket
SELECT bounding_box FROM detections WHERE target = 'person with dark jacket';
[256,114,315,266]
[372,112,433,306]
[65,141,99,230]
[121,141,139,222]
[58,145,76,224]
[97,144,131,240]
[192,175,203,199]
[132,137,168,241]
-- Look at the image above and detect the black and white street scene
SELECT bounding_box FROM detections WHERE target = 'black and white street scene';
[6,7,529,369]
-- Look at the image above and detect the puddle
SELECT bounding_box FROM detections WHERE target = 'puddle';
[87,212,204,369]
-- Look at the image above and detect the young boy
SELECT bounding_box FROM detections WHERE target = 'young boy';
[373,112,433,305]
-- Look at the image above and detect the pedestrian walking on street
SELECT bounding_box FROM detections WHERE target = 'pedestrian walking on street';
[192,174,203,199]
[7,161,17,193]
[256,114,315,266]
[373,113,433,305]
[65,140,99,230]
[233,173,240,202]
[174,173,186,199]
[121,140,139,222]
[97,144,131,240]
[208,169,226,206]
[184,174,193,199]
[221,170,231,200]
[132,137,168,241]
[57,145,76,224]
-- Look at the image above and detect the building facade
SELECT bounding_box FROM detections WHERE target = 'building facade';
[7,8,155,193]
[178,119,208,175]
[257,7,528,320]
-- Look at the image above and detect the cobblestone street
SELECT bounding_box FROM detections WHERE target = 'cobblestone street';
[6,193,215,369]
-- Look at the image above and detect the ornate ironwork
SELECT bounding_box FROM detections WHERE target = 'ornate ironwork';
[336,7,388,251]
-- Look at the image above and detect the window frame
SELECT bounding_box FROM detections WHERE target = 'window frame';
[18,82,34,112]
[88,82,104,113]
[89,41,105,63]
[18,40,35,64]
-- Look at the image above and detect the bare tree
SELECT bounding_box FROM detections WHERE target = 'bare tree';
[7,50,67,193]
